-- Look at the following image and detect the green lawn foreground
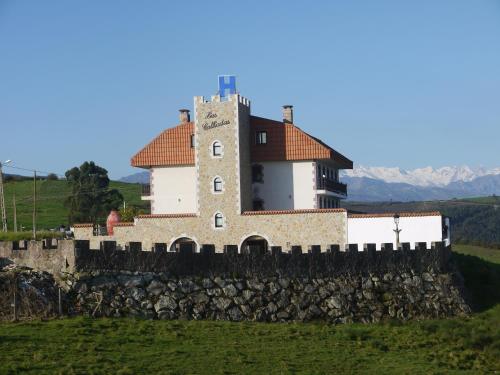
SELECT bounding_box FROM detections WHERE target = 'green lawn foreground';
[0,245,499,374]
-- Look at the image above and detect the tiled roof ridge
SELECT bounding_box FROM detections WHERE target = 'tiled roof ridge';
[131,122,194,167]
[73,223,93,228]
[137,213,197,219]
[348,211,441,218]
[242,208,347,216]
[113,222,135,227]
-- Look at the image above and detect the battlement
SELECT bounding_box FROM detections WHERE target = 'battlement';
[0,239,76,278]
[0,239,449,277]
[194,94,251,107]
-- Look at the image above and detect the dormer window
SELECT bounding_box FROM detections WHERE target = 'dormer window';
[212,141,222,157]
[256,131,267,145]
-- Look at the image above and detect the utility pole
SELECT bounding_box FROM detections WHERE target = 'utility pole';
[33,170,37,239]
[13,191,17,232]
[0,160,11,232]
[0,164,6,232]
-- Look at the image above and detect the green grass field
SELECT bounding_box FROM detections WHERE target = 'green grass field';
[2,179,147,231]
[0,245,499,374]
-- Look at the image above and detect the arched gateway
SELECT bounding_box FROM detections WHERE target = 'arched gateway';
[169,237,198,253]
[240,235,269,254]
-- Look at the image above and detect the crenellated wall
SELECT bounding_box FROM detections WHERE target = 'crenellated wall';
[0,239,76,278]
[0,240,471,322]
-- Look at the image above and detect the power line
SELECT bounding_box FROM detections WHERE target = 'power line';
[3,165,66,178]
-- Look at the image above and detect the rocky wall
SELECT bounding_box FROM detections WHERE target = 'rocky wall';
[70,268,470,323]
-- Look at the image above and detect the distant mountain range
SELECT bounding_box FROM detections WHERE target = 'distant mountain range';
[341,166,500,201]
[120,166,500,202]
[342,165,500,187]
[120,171,149,184]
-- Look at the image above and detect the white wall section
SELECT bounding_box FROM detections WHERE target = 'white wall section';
[252,161,315,210]
[347,215,444,250]
[151,166,197,214]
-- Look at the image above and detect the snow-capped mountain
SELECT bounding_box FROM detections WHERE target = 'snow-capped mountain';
[342,166,500,187]
[120,166,500,202]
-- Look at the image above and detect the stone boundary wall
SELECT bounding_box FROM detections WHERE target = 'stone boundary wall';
[71,266,470,323]
[0,240,75,278]
[72,240,452,277]
[0,240,450,278]
[1,240,471,323]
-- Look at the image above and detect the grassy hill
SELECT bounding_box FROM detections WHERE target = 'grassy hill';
[0,244,498,373]
[2,179,147,230]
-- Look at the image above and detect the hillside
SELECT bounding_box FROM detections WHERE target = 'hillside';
[2,179,148,230]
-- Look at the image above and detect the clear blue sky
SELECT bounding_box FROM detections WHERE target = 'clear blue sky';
[1,1,499,179]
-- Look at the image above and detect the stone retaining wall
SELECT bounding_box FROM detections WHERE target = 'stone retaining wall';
[70,269,470,323]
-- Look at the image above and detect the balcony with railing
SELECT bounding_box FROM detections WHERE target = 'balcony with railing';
[316,178,347,197]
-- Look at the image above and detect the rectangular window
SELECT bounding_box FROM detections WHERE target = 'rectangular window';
[214,178,222,192]
[213,141,222,156]
[252,164,264,183]
[256,131,267,145]
[190,134,195,148]
[215,214,223,228]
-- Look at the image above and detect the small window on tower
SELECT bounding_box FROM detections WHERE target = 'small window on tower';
[190,134,195,148]
[256,131,267,145]
[213,177,223,192]
[215,213,224,228]
[212,141,222,157]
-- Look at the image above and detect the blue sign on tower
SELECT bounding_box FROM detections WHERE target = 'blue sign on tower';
[218,75,236,98]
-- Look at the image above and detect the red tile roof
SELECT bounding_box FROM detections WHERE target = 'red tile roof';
[137,213,197,219]
[113,222,135,227]
[131,116,352,169]
[73,223,93,228]
[242,208,346,215]
[250,116,352,168]
[131,122,195,167]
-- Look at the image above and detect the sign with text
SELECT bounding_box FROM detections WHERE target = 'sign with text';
[202,111,230,130]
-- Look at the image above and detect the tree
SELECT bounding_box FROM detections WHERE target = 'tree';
[47,173,58,181]
[119,206,145,222]
[65,161,123,224]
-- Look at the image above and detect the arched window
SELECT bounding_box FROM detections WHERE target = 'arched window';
[212,141,222,157]
[214,213,224,228]
[213,177,223,192]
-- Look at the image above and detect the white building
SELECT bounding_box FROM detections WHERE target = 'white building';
[74,78,450,252]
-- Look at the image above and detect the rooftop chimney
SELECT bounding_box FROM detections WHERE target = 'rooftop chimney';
[282,105,293,123]
[179,109,190,123]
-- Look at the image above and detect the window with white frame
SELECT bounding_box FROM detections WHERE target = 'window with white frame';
[212,141,222,157]
[256,131,267,145]
[213,177,223,192]
[214,213,224,228]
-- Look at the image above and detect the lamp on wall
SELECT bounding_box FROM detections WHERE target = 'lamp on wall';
[393,213,402,249]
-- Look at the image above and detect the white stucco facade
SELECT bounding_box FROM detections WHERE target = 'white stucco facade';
[150,166,197,214]
[347,214,445,250]
[252,161,316,210]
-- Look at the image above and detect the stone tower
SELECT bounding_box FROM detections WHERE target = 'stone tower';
[193,94,252,235]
